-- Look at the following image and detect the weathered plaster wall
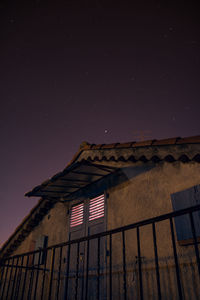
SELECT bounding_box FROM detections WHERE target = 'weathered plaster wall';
[12,202,69,256]
[107,161,200,299]
[106,161,200,258]
[107,161,200,229]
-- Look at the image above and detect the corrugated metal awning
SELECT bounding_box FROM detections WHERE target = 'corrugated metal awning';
[25,160,117,200]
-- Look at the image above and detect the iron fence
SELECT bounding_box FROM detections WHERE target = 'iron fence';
[0,204,200,299]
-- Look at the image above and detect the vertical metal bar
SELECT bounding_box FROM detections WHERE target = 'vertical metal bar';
[56,246,63,300]
[27,268,33,299]
[152,222,161,300]
[33,250,42,300]
[41,248,48,300]
[169,217,183,299]
[5,256,14,300]
[85,239,90,300]
[189,212,200,276]
[21,255,29,300]
[14,256,24,300]
[109,234,112,300]
[137,227,143,300]
[122,230,127,300]
[0,258,10,299]
[97,237,100,300]
[75,242,80,300]
[48,248,56,300]
[27,252,36,299]
[64,243,71,299]
[10,257,19,299]
[0,262,5,295]
[80,243,85,300]
[0,262,4,280]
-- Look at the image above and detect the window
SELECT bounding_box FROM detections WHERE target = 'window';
[69,194,105,228]
[89,194,105,221]
[171,184,200,245]
[70,203,84,227]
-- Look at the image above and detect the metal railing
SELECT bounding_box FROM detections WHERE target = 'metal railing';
[0,205,200,299]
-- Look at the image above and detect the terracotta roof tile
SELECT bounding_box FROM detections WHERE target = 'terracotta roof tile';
[74,135,200,155]
[153,138,178,145]
[132,140,155,147]
[89,144,97,149]
[101,143,119,149]
[79,141,91,150]
[99,144,106,149]
[115,142,133,148]
[90,144,103,150]
[176,136,200,144]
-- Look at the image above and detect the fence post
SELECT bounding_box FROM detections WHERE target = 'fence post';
[48,248,56,300]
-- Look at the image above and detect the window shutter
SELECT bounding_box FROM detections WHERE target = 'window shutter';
[70,203,84,227]
[171,184,200,241]
[34,235,48,265]
[89,194,105,221]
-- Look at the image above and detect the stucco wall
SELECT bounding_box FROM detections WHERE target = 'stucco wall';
[12,201,70,256]
[107,161,200,228]
[107,161,200,299]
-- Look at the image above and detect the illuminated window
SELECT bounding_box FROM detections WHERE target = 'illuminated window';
[89,194,105,221]
[70,203,84,227]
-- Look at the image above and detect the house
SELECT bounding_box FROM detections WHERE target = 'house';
[0,135,200,299]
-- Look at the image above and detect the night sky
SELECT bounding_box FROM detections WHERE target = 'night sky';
[0,0,200,246]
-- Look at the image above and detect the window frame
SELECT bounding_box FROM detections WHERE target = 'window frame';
[171,184,200,246]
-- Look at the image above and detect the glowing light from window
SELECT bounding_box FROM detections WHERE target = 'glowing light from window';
[89,194,104,221]
[70,203,84,227]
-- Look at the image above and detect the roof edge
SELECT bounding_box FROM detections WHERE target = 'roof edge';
[0,198,56,259]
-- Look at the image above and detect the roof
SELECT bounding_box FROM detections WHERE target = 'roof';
[25,160,117,200]
[1,135,200,258]
[52,135,200,167]
[26,135,200,200]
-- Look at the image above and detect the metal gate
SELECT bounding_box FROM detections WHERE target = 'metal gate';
[0,204,200,300]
